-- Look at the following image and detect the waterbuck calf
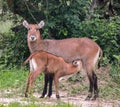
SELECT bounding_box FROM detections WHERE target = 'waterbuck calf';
[24,51,82,99]
[23,20,102,100]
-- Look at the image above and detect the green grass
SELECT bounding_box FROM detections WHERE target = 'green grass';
[0,66,46,99]
[0,67,27,90]
[98,63,120,100]
[69,85,88,95]
[0,67,45,90]
[0,102,75,107]
[99,81,120,100]
[110,63,120,84]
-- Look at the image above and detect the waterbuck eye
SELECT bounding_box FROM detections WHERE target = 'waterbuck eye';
[36,28,39,31]
[27,27,31,30]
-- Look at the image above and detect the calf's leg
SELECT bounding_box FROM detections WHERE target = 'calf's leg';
[25,72,34,97]
[25,69,42,97]
[54,75,60,99]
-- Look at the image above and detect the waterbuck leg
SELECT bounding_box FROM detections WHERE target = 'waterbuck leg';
[85,73,94,100]
[47,74,54,97]
[92,73,99,100]
[40,74,49,98]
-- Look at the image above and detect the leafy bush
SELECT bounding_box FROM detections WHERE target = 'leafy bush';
[0,16,29,67]
[78,16,120,64]
[0,0,120,67]
[0,28,29,67]
[44,0,90,39]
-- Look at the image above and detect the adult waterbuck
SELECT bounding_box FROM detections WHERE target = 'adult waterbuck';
[23,20,102,100]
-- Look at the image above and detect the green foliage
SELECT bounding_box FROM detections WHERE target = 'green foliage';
[0,30,29,67]
[0,0,91,66]
[0,20,13,34]
[44,0,90,39]
[0,15,29,67]
[113,55,120,63]
[0,0,120,67]
[78,16,120,63]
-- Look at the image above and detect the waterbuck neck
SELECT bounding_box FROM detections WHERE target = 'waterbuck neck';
[28,39,48,53]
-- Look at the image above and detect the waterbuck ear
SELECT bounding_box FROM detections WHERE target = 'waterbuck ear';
[38,20,45,29]
[23,20,29,29]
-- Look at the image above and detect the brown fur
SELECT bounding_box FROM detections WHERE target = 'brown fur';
[24,51,82,98]
[23,20,102,100]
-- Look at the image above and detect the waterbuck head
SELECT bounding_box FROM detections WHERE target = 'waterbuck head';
[23,20,45,42]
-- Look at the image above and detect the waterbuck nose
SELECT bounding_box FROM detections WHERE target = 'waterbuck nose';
[31,36,35,40]
[30,35,37,41]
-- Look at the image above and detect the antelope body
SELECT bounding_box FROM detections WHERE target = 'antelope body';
[23,20,102,100]
[24,51,82,98]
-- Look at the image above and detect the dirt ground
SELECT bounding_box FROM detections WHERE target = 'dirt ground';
[0,91,120,107]
[0,67,120,107]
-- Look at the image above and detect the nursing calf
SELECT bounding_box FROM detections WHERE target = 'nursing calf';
[23,20,103,100]
[24,51,82,99]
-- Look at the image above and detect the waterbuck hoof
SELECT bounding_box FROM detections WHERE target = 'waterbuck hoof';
[56,95,60,99]
[25,93,28,97]
[85,94,92,101]
[91,97,96,101]
[85,96,91,101]
[39,95,44,98]
[47,94,51,98]
[91,94,98,100]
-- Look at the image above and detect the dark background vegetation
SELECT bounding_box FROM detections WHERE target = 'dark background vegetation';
[0,0,120,83]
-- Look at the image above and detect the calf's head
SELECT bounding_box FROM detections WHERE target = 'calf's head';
[72,60,82,71]
[23,20,45,42]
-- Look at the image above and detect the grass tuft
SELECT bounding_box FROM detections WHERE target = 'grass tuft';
[0,67,27,90]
